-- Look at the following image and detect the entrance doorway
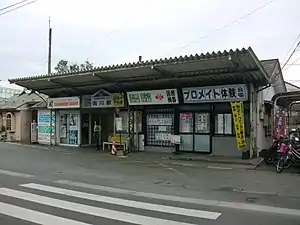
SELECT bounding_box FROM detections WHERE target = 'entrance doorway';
[81,113,90,145]
[91,113,102,145]
[179,112,211,153]
[58,111,79,146]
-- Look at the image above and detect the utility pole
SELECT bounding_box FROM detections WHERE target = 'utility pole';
[48,17,52,74]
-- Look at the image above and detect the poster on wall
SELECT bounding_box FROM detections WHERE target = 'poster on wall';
[231,101,246,149]
[38,110,55,145]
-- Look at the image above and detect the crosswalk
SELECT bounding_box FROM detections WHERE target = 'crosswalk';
[0,182,222,225]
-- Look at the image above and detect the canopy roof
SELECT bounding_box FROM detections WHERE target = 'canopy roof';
[272,91,300,108]
[9,47,270,97]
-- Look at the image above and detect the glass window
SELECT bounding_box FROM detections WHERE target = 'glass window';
[147,113,174,146]
[195,113,210,133]
[179,113,193,133]
[6,113,12,131]
[215,114,232,134]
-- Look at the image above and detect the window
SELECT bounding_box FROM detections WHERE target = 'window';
[179,113,193,133]
[147,113,174,146]
[195,113,210,133]
[215,114,232,134]
[6,113,12,131]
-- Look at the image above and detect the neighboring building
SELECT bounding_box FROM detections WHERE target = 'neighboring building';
[0,86,22,98]
[9,47,280,158]
[285,81,300,92]
[0,92,47,142]
[255,59,287,152]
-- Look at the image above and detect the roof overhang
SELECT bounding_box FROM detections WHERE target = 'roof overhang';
[271,91,300,108]
[9,47,270,97]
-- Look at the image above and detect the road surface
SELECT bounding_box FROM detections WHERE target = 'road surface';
[0,142,299,224]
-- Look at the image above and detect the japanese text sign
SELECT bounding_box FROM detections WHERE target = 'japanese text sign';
[182,84,248,103]
[127,89,179,105]
[231,101,246,150]
[47,97,80,109]
[91,93,125,108]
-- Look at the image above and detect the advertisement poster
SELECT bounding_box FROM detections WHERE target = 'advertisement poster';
[38,110,55,145]
[231,101,246,149]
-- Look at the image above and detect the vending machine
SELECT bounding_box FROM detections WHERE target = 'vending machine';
[30,122,38,143]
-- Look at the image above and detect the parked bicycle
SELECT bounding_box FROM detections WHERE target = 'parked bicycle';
[276,138,300,173]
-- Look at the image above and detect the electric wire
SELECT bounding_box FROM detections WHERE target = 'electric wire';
[0,0,37,17]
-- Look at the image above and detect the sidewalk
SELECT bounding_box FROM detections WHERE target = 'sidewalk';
[7,142,264,169]
[124,151,263,169]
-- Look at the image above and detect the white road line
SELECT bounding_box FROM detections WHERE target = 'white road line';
[206,166,233,170]
[0,202,90,225]
[54,180,300,217]
[0,188,197,225]
[55,180,136,195]
[0,169,35,178]
[21,183,221,220]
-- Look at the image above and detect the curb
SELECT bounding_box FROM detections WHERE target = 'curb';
[167,156,260,167]
[251,158,264,170]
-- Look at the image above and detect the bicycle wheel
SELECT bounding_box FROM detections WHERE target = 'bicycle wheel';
[276,157,285,173]
[285,159,292,169]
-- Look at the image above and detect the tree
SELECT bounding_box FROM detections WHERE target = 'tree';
[54,60,94,73]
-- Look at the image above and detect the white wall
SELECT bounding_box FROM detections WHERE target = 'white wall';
[256,86,273,153]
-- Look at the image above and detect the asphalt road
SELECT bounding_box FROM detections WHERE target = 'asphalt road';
[0,142,300,225]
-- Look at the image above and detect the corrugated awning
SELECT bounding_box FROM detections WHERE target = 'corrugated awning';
[9,47,270,97]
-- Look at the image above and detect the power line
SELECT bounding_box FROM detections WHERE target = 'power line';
[281,40,300,71]
[163,0,277,56]
[0,0,37,17]
[0,0,29,12]
[281,32,300,65]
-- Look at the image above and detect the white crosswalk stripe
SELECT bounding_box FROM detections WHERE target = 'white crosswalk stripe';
[0,202,90,225]
[0,183,222,225]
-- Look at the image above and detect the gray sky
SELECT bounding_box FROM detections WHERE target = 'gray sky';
[0,0,299,89]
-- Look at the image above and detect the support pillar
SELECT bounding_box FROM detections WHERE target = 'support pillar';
[249,84,257,158]
[128,107,134,152]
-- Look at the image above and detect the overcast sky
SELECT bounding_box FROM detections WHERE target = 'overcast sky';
[0,0,299,89]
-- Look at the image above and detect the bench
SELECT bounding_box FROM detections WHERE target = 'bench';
[102,141,127,152]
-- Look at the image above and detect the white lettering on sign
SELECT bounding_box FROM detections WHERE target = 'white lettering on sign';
[182,84,248,103]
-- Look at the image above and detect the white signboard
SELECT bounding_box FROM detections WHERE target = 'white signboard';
[115,117,123,132]
[37,110,55,145]
[48,97,80,109]
[182,84,248,103]
[127,89,179,105]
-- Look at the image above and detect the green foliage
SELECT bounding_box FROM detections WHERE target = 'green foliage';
[54,60,93,73]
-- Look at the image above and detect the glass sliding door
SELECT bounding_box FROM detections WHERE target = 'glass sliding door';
[179,113,194,151]
[59,112,79,146]
[179,112,211,153]
[194,113,210,153]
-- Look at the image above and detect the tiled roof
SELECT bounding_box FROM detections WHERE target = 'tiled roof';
[9,48,253,82]
[0,93,47,110]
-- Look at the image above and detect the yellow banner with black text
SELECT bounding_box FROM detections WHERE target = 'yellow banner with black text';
[231,101,246,150]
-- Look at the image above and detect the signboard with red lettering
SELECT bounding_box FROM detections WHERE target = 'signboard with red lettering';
[47,97,80,109]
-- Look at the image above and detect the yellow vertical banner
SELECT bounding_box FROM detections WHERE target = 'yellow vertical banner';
[231,101,246,150]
